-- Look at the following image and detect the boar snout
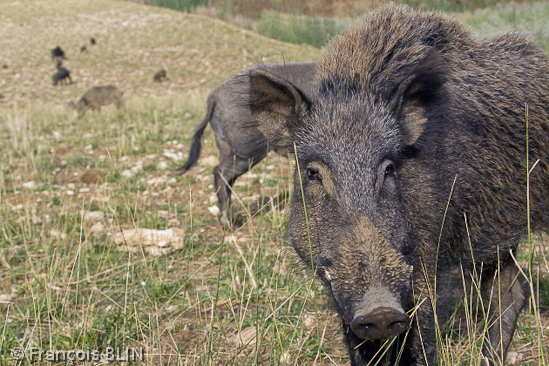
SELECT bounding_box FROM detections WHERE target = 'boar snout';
[351,307,409,340]
[350,286,410,341]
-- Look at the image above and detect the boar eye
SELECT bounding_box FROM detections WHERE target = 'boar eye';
[384,163,396,177]
[307,167,321,182]
[377,160,397,193]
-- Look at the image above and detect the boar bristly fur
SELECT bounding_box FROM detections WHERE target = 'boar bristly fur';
[249,5,549,366]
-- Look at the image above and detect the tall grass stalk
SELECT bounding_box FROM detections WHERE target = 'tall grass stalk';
[205,234,226,365]
[525,104,546,365]
[427,174,458,363]
[294,142,323,364]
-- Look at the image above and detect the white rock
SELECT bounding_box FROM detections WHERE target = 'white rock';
[200,155,218,166]
[507,352,518,364]
[163,150,179,160]
[85,211,105,222]
[110,228,185,256]
[90,222,104,233]
[49,229,67,239]
[147,177,167,185]
[229,327,256,348]
[208,205,220,216]
[22,181,35,189]
[224,235,237,245]
[304,313,316,329]
[47,283,62,291]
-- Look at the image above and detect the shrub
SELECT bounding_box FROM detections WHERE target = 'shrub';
[256,10,349,48]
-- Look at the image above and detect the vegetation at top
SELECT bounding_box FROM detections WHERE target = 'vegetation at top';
[149,0,549,50]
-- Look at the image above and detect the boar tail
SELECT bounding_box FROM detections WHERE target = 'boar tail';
[174,96,215,175]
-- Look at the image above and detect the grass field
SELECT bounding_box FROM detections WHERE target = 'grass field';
[0,0,547,365]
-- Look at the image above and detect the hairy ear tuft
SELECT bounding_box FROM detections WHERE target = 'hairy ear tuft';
[249,70,310,154]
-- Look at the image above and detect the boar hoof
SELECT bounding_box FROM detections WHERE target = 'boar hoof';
[351,307,409,340]
[218,212,231,229]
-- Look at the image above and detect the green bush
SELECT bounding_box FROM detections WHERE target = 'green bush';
[256,10,349,48]
[395,0,503,12]
[149,0,207,12]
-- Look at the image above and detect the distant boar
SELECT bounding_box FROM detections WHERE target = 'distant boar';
[70,85,123,118]
[90,37,96,45]
[249,5,549,366]
[176,62,317,226]
[51,46,66,61]
[153,69,167,82]
[80,45,88,53]
[52,61,72,86]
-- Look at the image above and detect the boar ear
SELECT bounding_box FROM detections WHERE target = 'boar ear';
[249,69,310,153]
[400,50,448,146]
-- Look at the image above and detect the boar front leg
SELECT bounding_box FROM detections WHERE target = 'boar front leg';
[482,260,527,366]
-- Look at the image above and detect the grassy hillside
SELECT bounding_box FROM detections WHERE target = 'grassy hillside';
[0,0,318,105]
[0,0,547,365]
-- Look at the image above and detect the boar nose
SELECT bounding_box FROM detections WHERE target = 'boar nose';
[351,307,409,340]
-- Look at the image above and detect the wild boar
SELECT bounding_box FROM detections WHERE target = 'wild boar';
[51,46,66,61]
[52,61,72,86]
[70,85,124,118]
[176,62,317,226]
[153,69,167,82]
[249,5,549,366]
